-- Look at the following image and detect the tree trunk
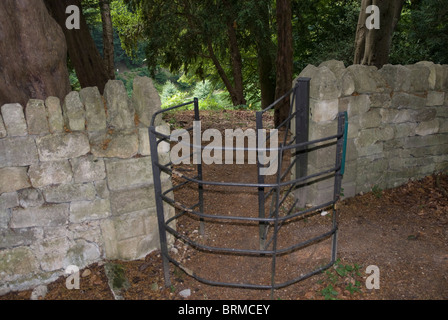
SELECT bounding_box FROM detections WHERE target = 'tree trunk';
[227,21,246,106]
[354,0,405,68]
[274,0,293,127]
[100,0,115,80]
[254,0,277,111]
[207,41,245,107]
[0,0,71,107]
[44,0,111,94]
[258,49,276,110]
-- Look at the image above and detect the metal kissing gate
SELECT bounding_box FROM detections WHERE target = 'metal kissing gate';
[148,78,348,297]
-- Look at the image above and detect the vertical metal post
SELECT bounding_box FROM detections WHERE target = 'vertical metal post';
[295,78,310,180]
[270,142,284,299]
[193,98,205,235]
[148,126,171,287]
[256,111,266,250]
[331,112,346,263]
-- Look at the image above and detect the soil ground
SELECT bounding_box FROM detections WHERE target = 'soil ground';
[1,110,447,301]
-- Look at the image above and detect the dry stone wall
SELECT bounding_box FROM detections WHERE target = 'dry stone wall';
[293,61,448,207]
[0,77,174,294]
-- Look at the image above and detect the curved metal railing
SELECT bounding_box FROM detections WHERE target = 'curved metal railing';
[148,78,348,297]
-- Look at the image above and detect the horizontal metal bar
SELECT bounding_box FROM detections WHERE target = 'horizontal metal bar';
[160,191,335,224]
[150,100,195,126]
[159,163,339,189]
[161,228,336,290]
[258,87,295,114]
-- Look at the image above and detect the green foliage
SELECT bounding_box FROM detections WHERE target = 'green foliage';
[193,80,213,100]
[79,0,447,112]
[371,185,383,199]
[390,0,448,65]
[292,0,360,73]
[319,259,362,300]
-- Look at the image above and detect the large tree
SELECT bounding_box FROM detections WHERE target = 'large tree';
[44,0,111,94]
[354,0,405,68]
[0,0,71,107]
[274,0,293,126]
[100,0,116,79]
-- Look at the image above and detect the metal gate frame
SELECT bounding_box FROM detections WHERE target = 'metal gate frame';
[148,78,348,297]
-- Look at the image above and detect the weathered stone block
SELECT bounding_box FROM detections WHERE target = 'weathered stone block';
[100,208,159,260]
[0,208,9,228]
[345,65,386,93]
[10,203,69,228]
[45,96,64,133]
[89,130,138,159]
[309,120,338,141]
[319,60,346,78]
[369,93,391,108]
[0,136,39,168]
[37,237,70,272]
[26,99,49,135]
[43,183,96,203]
[380,108,415,124]
[0,114,7,138]
[104,80,135,130]
[139,123,171,156]
[394,123,417,138]
[36,132,90,161]
[66,239,101,269]
[416,61,437,90]
[79,86,107,132]
[346,115,360,139]
[415,119,439,136]
[1,103,27,137]
[406,64,430,92]
[404,134,448,148]
[355,128,389,147]
[356,142,384,157]
[434,64,448,91]
[426,91,445,106]
[94,180,109,199]
[132,76,163,127]
[340,70,355,96]
[105,157,153,191]
[109,186,155,216]
[63,91,85,131]
[391,92,426,110]
[0,167,31,194]
[359,109,381,128]
[339,94,370,117]
[70,198,111,223]
[28,160,73,188]
[0,228,38,248]
[379,64,411,92]
[17,188,44,208]
[138,128,151,156]
[299,66,341,100]
[70,155,106,183]
[0,247,39,280]
[415,108,437,122]
[440,117,448,133]
[310,98,338,122]
[345,138,358,162]
[0,192,18,211]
